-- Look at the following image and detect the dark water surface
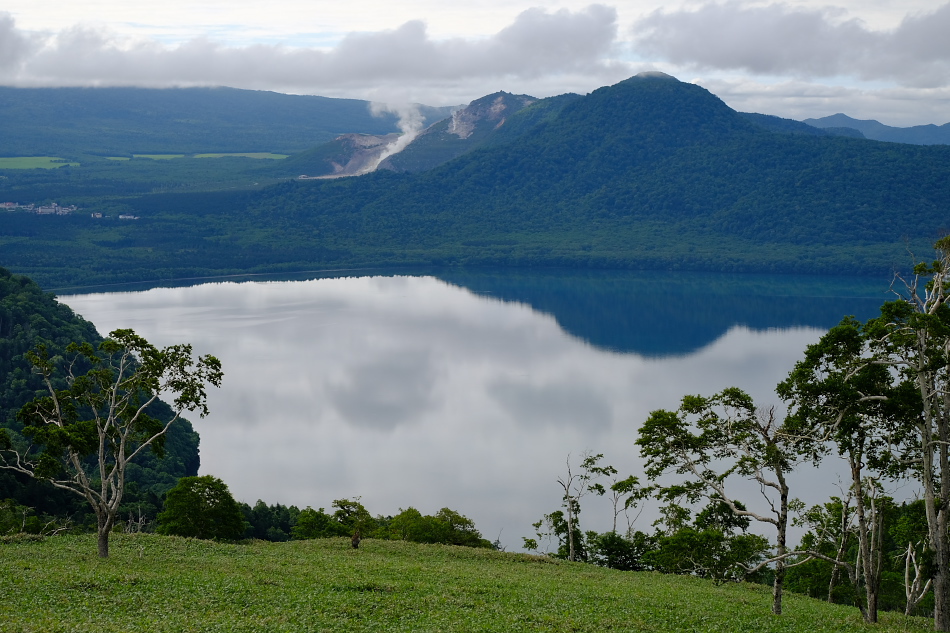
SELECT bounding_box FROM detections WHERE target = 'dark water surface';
[60,268,891,549]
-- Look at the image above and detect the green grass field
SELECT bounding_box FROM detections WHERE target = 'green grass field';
[193,152,289,159]
[118,153,288,161]
[131,154,187,160]
[0,157,80,169]
[0,533,931,632]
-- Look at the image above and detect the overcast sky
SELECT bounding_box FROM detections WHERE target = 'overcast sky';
[2,1,949,125]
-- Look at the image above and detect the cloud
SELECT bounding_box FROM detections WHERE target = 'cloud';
[632,2,950,87]
[700,77,950,126]
[0,6,621,98]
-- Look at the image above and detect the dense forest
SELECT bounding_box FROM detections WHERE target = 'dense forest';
[2,74,948,290]
[0,267,200,528]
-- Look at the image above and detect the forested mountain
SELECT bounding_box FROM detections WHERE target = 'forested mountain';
[2,73,949,289]
[805,113,950,145]
[0,86,453,155]
[740,112,865,139]
[0,267,200,523]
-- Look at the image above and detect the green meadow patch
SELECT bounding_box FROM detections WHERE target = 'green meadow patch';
[0,533,931,632]
[193,152,289,159]
[132,154,186,160]
[0,156,80,169]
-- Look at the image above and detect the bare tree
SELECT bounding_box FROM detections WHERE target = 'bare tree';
[556,452,611,562]
[0,329,222,557]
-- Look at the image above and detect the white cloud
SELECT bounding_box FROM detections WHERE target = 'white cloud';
[0,6,624,102]
[700,77,950,126]
[632,2,950,88]
[2,3,949,123]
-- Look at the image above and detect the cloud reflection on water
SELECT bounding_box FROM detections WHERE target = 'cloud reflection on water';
[61,274,846,550]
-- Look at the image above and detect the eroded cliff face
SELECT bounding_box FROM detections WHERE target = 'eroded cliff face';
[291,132,400,178]
[293,92,538,178]
[378,92,537,173]
[446,94,536,139]
[322,133,401,176]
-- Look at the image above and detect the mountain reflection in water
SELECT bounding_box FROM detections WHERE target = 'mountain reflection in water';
[60,269,890,550]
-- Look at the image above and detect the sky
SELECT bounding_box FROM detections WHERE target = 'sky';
[2,1,949,126]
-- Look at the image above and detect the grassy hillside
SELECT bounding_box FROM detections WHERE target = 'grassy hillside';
[0,533,930,632]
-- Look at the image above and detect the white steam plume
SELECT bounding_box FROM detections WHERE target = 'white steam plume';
[361,102,426,173]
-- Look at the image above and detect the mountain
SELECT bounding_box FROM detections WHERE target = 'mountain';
[379,92,543,173]
[804,113,950,145]
[279,92,580,177]
[740,113,865,139]
[0,86,454,155]
[3,73,950,288]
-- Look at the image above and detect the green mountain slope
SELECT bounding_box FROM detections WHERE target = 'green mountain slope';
[0,267,200,519]
[0,86,452,155]
[238,73,949,273]
[2,73,949,288]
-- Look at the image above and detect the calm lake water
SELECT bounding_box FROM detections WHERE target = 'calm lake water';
[60,268,892,549]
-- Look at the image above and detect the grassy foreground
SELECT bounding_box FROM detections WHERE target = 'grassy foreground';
[0,534,931,632]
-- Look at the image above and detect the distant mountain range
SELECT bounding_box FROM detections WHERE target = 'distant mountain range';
[804,113,950,145]
[0,86,454,155]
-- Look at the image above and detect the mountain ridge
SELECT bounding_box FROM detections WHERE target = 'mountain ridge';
[2,73,949,288]
[805,113,950,145]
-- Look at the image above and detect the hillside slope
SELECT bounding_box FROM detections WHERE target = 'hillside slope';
[0,86,453,155]
[0,534,930,632]
[2,73,949,287]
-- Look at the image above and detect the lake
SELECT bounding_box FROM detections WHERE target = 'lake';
[60,268,892,550]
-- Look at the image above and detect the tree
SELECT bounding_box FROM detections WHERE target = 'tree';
[637,388,805,614]
[156,475,245,540]
[292,506,344,540]
[777,236,950,630]
[866,237,950,630]
[778,316,910,623]
[556,452,612,562]
[0,329,222,557]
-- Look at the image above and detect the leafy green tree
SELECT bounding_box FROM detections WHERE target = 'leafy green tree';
[240,499,299,541]
[865,237,950,631]
[0,329,222,557]
[292,507,345,540]
[331,497,375,536]
[778,236,950,630]
[383,506,492,548]
[156,475,245,540]
[778,311,915,623]
[645,527,770,584]
[587,530,653,571]
[637,388,806,614]
[531,507,588,561]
